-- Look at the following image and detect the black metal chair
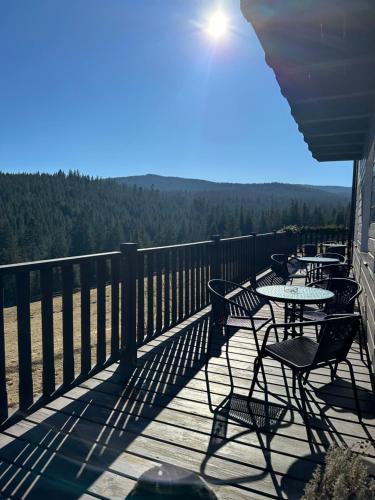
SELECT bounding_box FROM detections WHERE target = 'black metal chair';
[302,278,366,362]
[271,254,306,284]
[316,252,347,263]
[248,314,362,439]
[302,243,317,257]
[325,244,346,257]
[206,279,275,410]
[305,262,352,282]
[303,278,361,321]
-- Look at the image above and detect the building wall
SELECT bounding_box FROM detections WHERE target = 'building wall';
[353,123,375,374]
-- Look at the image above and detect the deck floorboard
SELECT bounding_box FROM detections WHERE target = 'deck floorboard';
[0,276,374,499]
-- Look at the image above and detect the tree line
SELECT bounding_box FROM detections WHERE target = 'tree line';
[0,170,350,265]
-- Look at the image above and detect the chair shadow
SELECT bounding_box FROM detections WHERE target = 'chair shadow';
[312,376,375,418]
[200,392,290,498]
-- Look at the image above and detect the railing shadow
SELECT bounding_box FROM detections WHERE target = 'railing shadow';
[0,312,214,498]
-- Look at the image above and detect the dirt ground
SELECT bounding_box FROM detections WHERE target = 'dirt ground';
[4,286,116,409]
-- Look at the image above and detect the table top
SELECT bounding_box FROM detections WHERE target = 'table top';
[256,285,335,304]
[323,243,346,248]
[298,256,340,264]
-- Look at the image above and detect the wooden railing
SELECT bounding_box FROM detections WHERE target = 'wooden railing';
[0,228,333,427]
[0,251,122,424]
[297,227,348,252]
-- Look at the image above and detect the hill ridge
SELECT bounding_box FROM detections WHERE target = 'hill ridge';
[114,173,350,197]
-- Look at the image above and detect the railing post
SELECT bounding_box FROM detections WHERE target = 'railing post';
[210,234,221,280]
[250,232,257,285]
[120,243,138,380]
[272,229,278,255]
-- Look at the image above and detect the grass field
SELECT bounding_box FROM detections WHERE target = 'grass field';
[3,286,116,409]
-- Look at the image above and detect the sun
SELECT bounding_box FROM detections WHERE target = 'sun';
[206,11,228,39]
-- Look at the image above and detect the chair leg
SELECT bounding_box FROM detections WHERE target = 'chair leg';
[224,327,234,397]
[292,371,297,396]
[205,325,215,412]
[330,362,338,382]
[297,372,312,440]
[247,356,263,406]
[345,359,362,421]
[358,317,366,363]
[314,325,319,341]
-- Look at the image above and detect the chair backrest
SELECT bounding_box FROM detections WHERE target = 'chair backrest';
[326,245,346,257]
[270,254,289,279]
[309,278,361,314]
[207,279,230,326]
[317,252,346,263]
[321,263,351,279]
[287,256,302,275]
[313,314,361,365]
[302,244,317,257]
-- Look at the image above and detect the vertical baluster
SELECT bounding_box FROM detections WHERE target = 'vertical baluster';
[0,276,8,423]
[111,256,120,358]
[223,243,227,282]
[156,251,162,334]
[238,240,243,282]
[147,252,154,339]
[205,243,210,304]
[201,245,206,306]
[171,250,177,325]
[80,260,91,374]
[196,246,202,310]
[201,244,208,307]
[190,245,196,313]
[62,265,74,385]
[178,248,184,321]
[40,267,55,397]
[137,252,145,346]
[164,250,170,328]
[16,270,33,409]
[185,247,190,317]
[228,242,231,281]
[96,258,106,365]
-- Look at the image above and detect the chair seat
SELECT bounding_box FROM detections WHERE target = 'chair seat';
[265,336,318,369]
[288,272,306,279]
[226,316,271,331]
[302,310,328,321]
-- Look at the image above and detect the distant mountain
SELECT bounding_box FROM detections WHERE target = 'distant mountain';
[114,174,351,200]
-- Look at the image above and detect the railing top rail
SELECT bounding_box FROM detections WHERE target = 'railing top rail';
[138,240,212,253]
[256,232,277,238]
[220,234,255,243]
[0,251,121,274]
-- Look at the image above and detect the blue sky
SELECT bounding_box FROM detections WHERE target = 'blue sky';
[0,0,352,186]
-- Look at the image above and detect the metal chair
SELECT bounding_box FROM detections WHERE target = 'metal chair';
[302,244,317,257]
[326,244,346,257]
[316,252,347,263]
[305,262,352,282]
[248,315,362,439]
[303,278,361,321]
[271,254,306,284]
[206,279,275,410]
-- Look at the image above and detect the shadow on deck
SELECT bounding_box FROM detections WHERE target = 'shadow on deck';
[0,273,374,499]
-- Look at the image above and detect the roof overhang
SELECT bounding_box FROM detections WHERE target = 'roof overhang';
[241,0,375,161]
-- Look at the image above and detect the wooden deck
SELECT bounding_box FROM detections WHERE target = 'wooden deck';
[0,276,374,499]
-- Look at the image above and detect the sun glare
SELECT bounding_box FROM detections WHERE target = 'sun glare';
[207,11,228,39]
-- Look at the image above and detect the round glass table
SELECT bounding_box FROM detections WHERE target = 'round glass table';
[298,256,340,282]
[297,256,339,265]
[256,284,334,335]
